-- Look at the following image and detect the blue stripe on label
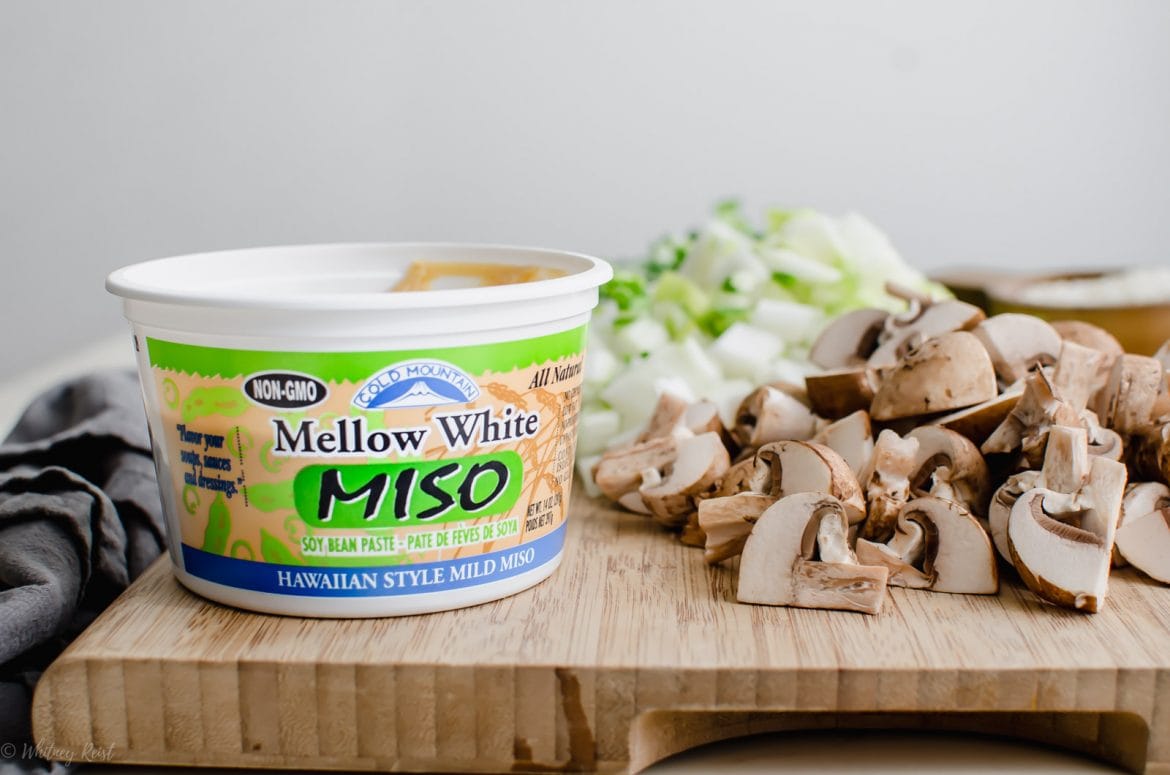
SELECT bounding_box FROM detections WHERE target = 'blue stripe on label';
[180,524,566,597]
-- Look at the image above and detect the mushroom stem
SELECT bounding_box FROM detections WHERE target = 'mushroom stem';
[789,562,889,615]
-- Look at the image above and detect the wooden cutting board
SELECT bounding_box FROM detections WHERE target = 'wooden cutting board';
[31,494,1170,774]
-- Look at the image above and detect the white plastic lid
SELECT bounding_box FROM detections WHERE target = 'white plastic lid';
[107,243,613,341]
[107,242,612,311]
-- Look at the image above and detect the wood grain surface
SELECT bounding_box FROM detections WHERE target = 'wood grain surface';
[30,495,1170,773]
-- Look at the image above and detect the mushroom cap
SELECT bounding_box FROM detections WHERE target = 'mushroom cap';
[1051,320,1124,361]
[737,492,889,614]
[750,440,866,523]
[1007,488,1113,612]
[809,308,888,369]
[1114,508,1170,584]
[871,331,998,421]
[901,496,998,594]
[932,390,1022,446]
[1097,353,1163,435]
[805,367,877,420]
[733,386,819,448]
[812,410,875,479]
[972,313,1062,386]
[867,300,986,370]
[906,425,992,517]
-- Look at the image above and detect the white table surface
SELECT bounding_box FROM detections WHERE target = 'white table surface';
[2,337,1122,774]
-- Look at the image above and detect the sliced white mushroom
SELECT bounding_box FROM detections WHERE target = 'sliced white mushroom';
[857,496,998,594]
[1114,508,1170,584]
[697,492,779,564]
[732,385,820,448]
[1115,482,1170,567]
[989,425,1097,563]
[805,367,878,420]
[867,299,986,370]
[809,308,888,369]
[1008,489,1110,613]
[592,435,678,505]
[639,432,731,527]
[906,425,992,518]
[870,331,998,421]
[812,410,875,479]
[972,313,1062,386]
[1007,455,1126,613]
[737,492,889,615]
[1095,353,1163,436]
[858,429,920,541]
[749,440,866,523]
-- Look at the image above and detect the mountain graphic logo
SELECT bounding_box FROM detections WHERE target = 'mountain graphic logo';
[352,359,480,410]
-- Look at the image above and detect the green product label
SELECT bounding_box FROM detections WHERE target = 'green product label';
[147,327,586,380]
[293,452,524,530]
[150,325,584,582]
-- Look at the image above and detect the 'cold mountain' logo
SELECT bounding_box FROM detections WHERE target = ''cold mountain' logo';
[353,360,480,410]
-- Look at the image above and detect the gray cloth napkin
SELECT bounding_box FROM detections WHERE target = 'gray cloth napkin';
[0,371,165,773]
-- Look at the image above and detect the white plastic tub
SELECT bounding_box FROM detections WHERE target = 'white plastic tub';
[107,243,612,617]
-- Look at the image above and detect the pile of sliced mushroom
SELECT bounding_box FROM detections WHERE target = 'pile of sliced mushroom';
[590,289,1170,615]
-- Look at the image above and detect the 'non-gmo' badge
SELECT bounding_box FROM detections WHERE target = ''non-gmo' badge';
[244,371,329,409]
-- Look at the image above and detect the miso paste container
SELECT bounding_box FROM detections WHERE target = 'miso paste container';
[107,243,612,616]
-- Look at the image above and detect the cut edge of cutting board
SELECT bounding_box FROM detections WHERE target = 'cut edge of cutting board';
[31,495,1170,774]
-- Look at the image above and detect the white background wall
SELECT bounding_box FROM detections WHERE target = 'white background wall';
[2,0,1168,373]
